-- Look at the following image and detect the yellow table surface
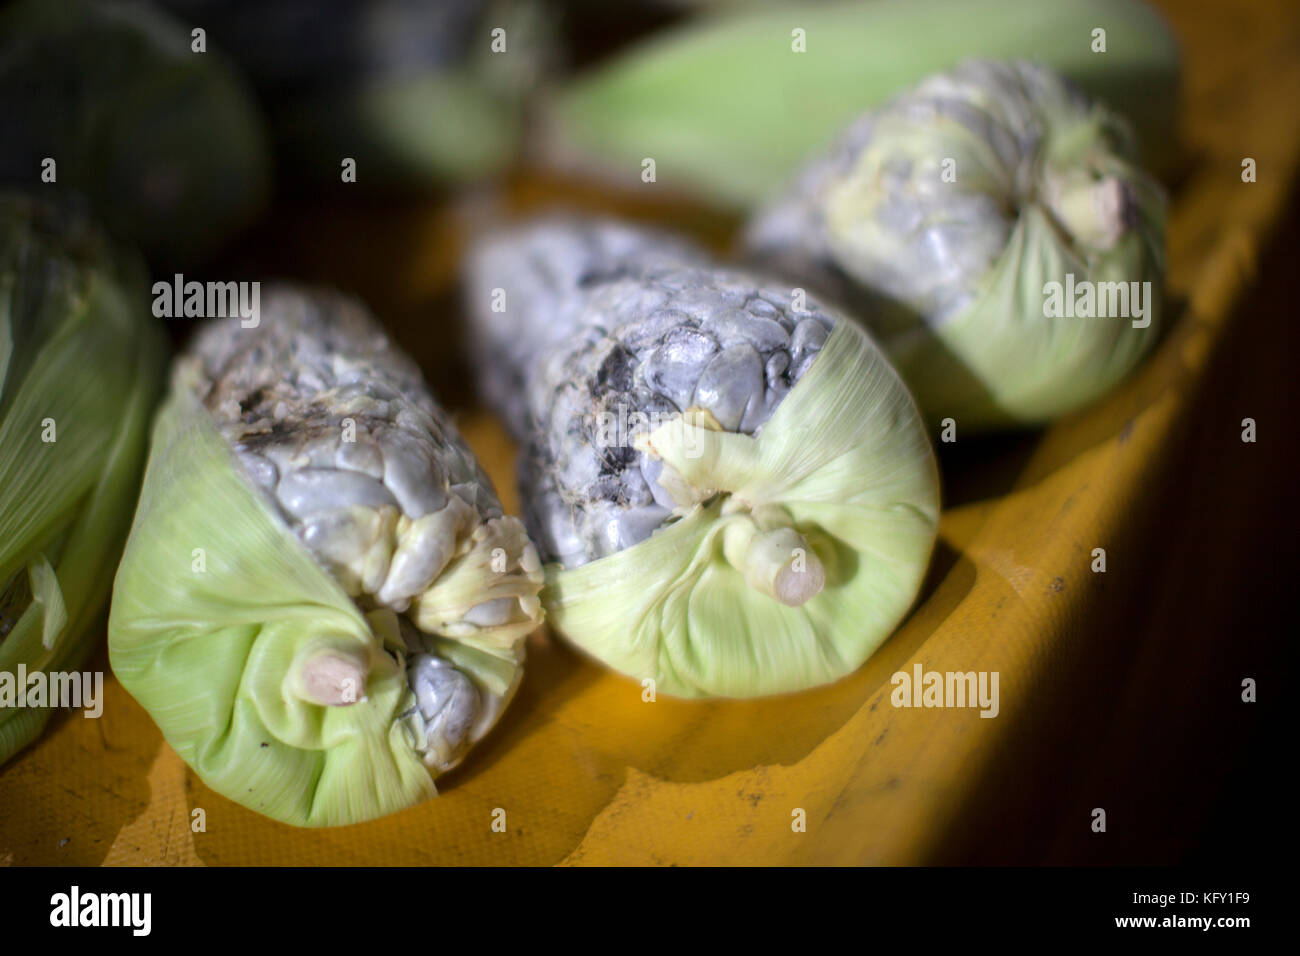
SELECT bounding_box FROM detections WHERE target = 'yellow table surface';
[2,0,1297,866]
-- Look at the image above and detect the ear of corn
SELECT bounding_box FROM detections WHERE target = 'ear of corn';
[0,194,166,765]
[0,0,270,266]
[108,287,543,826]
[746,60,1166,430]
[543,319,941,698]
[466,218,939,698]
[551,0,1180,207]
[108,385,440,824]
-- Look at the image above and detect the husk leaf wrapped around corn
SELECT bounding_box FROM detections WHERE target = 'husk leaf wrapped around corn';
[550,0,1180,207]
[108,287,543,826]
[746,60,1166,431]
[0,194,166,766]
[466,218,939,698]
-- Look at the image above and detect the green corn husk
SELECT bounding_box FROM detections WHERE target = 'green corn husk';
[108,288,544,826]
[551,0,1180,207]
[0,0,270,266]
[546,321,941,698]
[109,389,440,825]
[0,194,166,766]
[746,60,1166,430]
[465,219,940,698]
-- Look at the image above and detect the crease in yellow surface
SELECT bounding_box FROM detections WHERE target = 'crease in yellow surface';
[102,743,204,867]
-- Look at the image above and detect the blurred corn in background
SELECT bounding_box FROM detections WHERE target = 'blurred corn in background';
[548,0,1181,206]
[157,0,554,190]
[745,60,1167,431]
[0,0,271,267]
